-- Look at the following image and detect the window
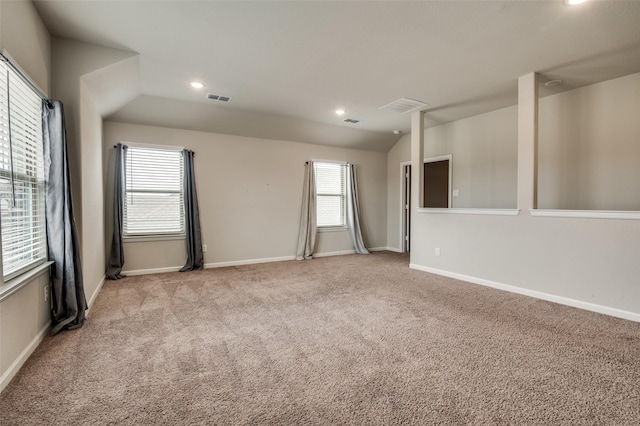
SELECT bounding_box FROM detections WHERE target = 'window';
[124,146,184,237]
[314,162,346,228]
[0,61,47,280]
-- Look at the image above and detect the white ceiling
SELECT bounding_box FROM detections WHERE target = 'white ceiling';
[34,0,640,152]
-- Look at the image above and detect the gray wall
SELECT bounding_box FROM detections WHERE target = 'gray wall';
[50,37,139,307]
[0,0,51,390]
[394,72,640,319]
[386,106,519,251]
[538,72,640,210]
[103,122,388,273]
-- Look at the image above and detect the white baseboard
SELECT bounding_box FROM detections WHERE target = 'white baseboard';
[121,266,183,276]
[381,246,403,253]
[85,275,105,317]
[314,250,356,258]
[204,255,296,269]
[410,264,640,323]
[123,249,392,276]
[0,321,50,393]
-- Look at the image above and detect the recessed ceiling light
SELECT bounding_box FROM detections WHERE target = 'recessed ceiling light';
[335,109,346,116]
[393,130,401,135]
[190,81,205,89]
[545,79,563,87]
[565,0,588,5]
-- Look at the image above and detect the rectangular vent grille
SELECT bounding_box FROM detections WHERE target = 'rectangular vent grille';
[379,97,428,114]
[343,118,360,124]
[207,93,232,103]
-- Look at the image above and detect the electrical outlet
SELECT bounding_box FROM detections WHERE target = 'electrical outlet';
[435,247,441,256]
[202,244,207,253]
[43,285,49,302]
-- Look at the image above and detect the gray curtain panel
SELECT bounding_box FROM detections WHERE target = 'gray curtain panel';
[346,164,369,255]
[42,100,87,335]
[296,161,317,260]
[106,143,127,279]
[180,149,204,271]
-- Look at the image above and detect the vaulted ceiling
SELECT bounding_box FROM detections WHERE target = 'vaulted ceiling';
[34,1,640,152]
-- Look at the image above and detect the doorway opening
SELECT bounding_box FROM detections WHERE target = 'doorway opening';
[401,163,411,252]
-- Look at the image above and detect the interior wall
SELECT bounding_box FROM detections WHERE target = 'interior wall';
[538,72,640,210]
[0,0,50,94]
[426,106,518,209]
[50,38,139,305]
[407,73,640,320]
[103,121,388,273]
[386,135,410,251]
[78,81,106,302]
[385,106,518,252]
[0,0,51,391]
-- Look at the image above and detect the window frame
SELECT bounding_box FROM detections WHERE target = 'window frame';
[0,57,48,282]
[314,161,348,230]
[122,142,186,241]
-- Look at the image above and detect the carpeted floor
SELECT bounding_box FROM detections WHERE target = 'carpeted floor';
[1,251,639,425]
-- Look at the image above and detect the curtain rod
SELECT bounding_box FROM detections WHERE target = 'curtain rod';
[0,53,47,100]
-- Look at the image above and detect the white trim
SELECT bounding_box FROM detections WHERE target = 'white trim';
[367,247,389,252]
[417,208,520,216]
[123,234,186,243]
[121,266,183,276]
[0,321,50,393]
[119,140,184,152]
[205,256,296,269]
[400,161,411,253]
[381,246,403,253]
[0,261,53,303]
[123,250,388,276]
[409,264,640,323]
[530,209,640,220]
[317,226,348,233]
[310,158,348,165]
[313,250,356,258]
[85,275,106,318]
[1,50,48,98]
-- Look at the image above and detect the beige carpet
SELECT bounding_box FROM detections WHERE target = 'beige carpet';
[1,251,639,425]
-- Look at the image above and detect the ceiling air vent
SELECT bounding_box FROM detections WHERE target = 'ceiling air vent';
[379,97,428,114]
[343,118,360,124]
[207,93,232,103]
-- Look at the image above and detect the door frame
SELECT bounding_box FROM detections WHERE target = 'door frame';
[400,161,412,253]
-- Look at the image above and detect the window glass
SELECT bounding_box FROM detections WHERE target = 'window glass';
[124,146,184,236]
[314,162,346,228]
[0,62,47,279]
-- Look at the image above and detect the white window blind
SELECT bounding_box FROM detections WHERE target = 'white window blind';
[314,162,346,227]
[124,146,184,236]
[0,61,47,280]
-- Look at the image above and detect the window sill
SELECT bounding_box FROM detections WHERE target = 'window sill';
[124,234,186,243]
[529,209,640,220]
[317,226,348,233]
[0,261,54,303]
[417,208,520,216]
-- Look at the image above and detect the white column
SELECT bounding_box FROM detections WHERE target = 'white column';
[517,72,539,210]
[411,110,425,210]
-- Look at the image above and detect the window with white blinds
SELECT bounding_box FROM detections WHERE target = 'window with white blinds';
[0,61,47,280]
[124,146,184,237]
[314,162,346,228]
